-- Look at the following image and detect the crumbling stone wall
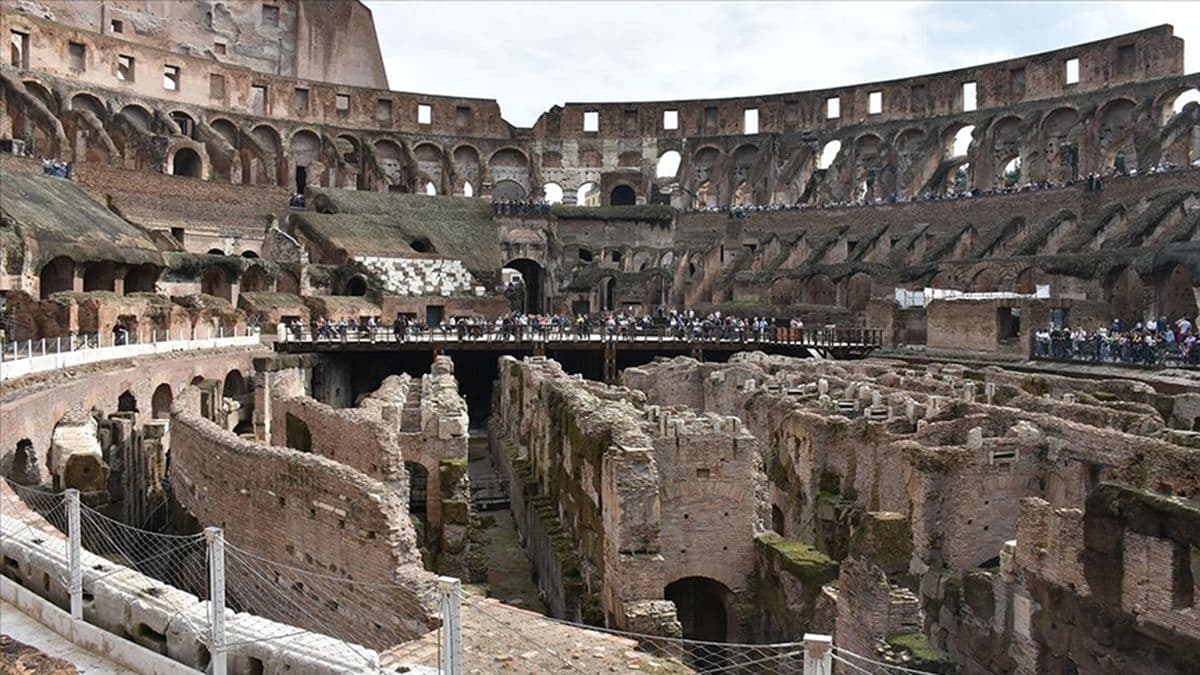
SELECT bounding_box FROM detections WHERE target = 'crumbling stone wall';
[169,385,439,643]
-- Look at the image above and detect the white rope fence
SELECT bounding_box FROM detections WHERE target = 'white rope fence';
[2,480,945,674]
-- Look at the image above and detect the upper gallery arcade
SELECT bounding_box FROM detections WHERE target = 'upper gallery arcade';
[2,1,1198,207]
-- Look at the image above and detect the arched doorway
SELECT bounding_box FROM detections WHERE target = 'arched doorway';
[39,256,75,299]
[81,261,116,292]
[117,390,138,413]
[492,179,526,201]
[1108,266,1145,327]
[600,277,617,311]
[223,370,246,399]
[171,148,202,178]
[610,185,636,206]
[666,576,733,667]
[503,259,545,314]
[201,266,232,302]
[151,383,173,419]
[344,276,368,296]
[123,264,159,294]
[1157,264,1197,322]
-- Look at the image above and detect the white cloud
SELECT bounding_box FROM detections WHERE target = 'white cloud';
[362,1,1200,127]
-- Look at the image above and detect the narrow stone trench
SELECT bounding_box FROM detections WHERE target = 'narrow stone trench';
[464,430,547,613]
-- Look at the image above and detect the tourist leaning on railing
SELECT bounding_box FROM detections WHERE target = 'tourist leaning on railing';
[1033,315,1199,367]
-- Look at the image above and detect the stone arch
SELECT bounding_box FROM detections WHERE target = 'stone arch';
[665,576,733,643]
[1155,264,1198,322]
[277,269,300,295]
[123,264,159,294]
[631,250,653,272]
[39,256,75,299]
[610,184,637,206]
[843,272,873,312]
[542,181,564,204]
[9,439,39,486]
[117,390,138,413]
[1097,98,1138,172]
[289,129,322,191]
[151,383,173,419]
[944,123,975,159]
[817,140,841,170]
[240,265,270,293]
[344,276,368,296]
[1107,265,1145,327]
[249,124,283,185]
[503,258,545,313]
[70,93,106,120]
[202,266,232,302]
[852,134,884,200]
[120,104,153,130]
[169,110,196,138]
[1015,267,1042,295]
[81,261,116,292]
[599,276,617,311]
[413,142,444,189]
[22,80,57,112]
[970,267,999,292]
[1039,106,1081,182]
[804,274,836,305]
[488,147,531,195]
[492,179,526,200]
[691,146,721,183]
[210,117,238,146]
[223,369,246,399]
[373,138,404,188]
[169,146,204,178]
[656,150,682,179]
[770,278,799,306]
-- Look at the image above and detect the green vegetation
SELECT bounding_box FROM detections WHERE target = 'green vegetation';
[756,532,838,584]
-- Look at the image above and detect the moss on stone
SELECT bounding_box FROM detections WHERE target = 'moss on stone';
[756,532,839,584]
[885,632,954,667]
[441,499,470,524]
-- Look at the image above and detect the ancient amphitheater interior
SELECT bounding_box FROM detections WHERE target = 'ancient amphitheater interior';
[0,1,1198,673]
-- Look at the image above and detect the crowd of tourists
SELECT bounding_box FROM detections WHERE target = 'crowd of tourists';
[291,309,808,343]
[492,199,552,217]
[42,158,72,179]
[680,160,1200,217]
[1033,315,1200,366]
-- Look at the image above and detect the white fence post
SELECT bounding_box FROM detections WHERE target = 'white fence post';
[206,527,227,675]
[438,576,462,675]
[802,633,832,675]
[66,488,82,620]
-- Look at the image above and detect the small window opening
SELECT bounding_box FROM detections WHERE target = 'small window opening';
[68,42,86,71]
[335,94,349,113]
[163,64,180,91]
[418,103,432,125]
[10,31,30,69]
[583,110,599,132]
[208,73,225,100]
[826,96,840,119]
[455,106,470,128]
[743,108,759,134]
[294,87,309,113]
[117,54,134,82]
[376,99,392,122]
[263,4,280,27]
[663,109,679,130]
[213,42,226,55]
[250,84,267,115]
[1065,58,1080,85]
[962,81,977,111]
[110,19,123,33]
[868,91,882,115]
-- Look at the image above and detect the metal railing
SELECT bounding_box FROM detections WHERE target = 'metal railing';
[1031,336,1200,369]
[277,323,883,349]
[0,326,262,381]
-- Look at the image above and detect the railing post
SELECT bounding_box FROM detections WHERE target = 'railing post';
[438,576,463,675]
[66,488,82,620]
[55,336,61,355]
[39,338,45,356]
[802,633,832,675]
[206,527,227,675]
[25,339,32,359]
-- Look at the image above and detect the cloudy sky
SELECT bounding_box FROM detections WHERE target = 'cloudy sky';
[361,1,1200,127]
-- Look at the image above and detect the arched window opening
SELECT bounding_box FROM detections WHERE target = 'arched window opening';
[170,111,194,138]
[462,181,474,198]
[117,390,138,413]
[410,237,436,254]
[424,181,436,196]
[543,182,564,204]
[952,125,975,157]
[656,151,682,179]
[610,185,636,206]
[171,148,202,178]
[492,179,526,201]
[223,370,246,399]
[576,182,599,206]
[201,266,232,302]
[344,276,368,297]
[39,257,75,299]
[771,505,785,535]
[817,140,841,170]
[503,259,545,314]
[579,248,594,262]
[601,277,617,311]
[151,384,173,419]
[123,264,158,294]
[665,577,732,649]
[207,249,225,255]
[1002,157,1021,187]
[82,262,115,292]
[241,251,260,259]
[1170,88,1200,117]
